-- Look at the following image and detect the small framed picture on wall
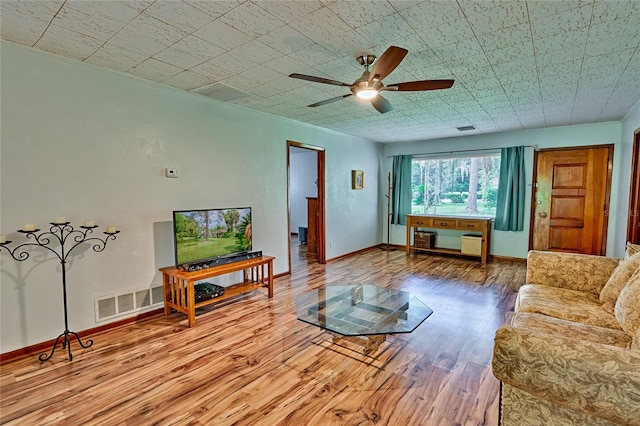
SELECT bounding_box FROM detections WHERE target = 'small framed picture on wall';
[352,170,364,190]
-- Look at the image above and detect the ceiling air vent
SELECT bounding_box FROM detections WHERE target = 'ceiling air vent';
[191,82,251,102]
[457,125,476,131]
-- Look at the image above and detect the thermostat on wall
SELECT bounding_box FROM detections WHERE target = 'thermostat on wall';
[165,168,180,178]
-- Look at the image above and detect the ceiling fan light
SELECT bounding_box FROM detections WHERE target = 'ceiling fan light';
[356,89,378,99]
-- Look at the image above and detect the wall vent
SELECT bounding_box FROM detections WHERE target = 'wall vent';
[96,285,163,322]
[151,286,164,305]
[118,293,134,313]
[135,289,151,308]
[97,297,117,319]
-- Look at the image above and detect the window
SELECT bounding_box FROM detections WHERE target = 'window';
[411,154,501,217]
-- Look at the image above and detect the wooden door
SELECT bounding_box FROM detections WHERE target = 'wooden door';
[627,130,640,244]
[307,197,318,256]
[530,145,613,255]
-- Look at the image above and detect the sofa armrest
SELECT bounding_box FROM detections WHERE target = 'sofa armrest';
[526,250,619,295]
[492,325,640,425]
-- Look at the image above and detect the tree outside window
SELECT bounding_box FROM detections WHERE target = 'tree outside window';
[411,154,501,217]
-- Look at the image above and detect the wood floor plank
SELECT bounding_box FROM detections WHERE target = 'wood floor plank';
[0,246,524,425]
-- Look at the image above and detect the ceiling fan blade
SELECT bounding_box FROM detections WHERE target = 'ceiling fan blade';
[368,46,408,83]
[289,73,351,87]
[308,93,353,107]
[371,94,393,114]
[384,79,455,92]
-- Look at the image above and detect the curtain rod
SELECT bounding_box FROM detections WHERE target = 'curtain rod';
[387,144,538,158]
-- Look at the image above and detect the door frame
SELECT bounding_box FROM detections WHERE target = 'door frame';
[287,140,326,270]
[528,144,614,255]
[627,128,640,244]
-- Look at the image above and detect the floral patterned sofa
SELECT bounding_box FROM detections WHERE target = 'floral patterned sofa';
[492,248,640,426]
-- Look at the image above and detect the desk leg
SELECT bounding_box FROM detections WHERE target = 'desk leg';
[481,227,491,266]
[481,243,488,265]
[406,224,411,255]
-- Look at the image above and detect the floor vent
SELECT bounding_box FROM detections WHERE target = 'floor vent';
[96,285,163,322]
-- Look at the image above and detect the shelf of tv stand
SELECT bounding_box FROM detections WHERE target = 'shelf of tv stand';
[160,255,274,327]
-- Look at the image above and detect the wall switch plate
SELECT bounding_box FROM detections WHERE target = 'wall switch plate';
[166,168,179,178]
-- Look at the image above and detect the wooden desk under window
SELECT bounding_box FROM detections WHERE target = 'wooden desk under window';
[406,215,492,265]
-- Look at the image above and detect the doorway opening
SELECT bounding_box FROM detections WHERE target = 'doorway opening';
[287,141,326,272]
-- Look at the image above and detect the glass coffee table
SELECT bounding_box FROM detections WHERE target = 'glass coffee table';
[295,285,433,354]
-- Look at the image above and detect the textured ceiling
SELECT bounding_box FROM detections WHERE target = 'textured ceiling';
[2,0,639,143]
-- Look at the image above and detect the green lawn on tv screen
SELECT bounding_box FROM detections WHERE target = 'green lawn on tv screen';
[176,237,240,264]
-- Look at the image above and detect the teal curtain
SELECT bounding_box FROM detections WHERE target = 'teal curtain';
[391,155,412,225]
[495,146,526,231]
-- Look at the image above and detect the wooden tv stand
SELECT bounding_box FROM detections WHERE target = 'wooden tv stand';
[406,215,492,265]
[160,256,274,327]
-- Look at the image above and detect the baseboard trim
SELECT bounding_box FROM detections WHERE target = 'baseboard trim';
[377,243,405,251]
[326,244,385,262]
[492,255,527,263]
[325,245,526,264]
[379,245,527,263]
[0,308,164,364]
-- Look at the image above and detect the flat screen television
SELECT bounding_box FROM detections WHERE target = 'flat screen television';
[172,207,252,267]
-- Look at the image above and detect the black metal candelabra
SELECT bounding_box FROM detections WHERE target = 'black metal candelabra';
[0,222,120,361]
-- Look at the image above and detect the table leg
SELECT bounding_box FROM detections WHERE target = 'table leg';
[330,333,386,354]
[187,281,196,327]
[267,259,274,298]
[162,274,171,316]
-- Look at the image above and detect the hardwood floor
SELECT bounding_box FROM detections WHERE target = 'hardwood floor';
[0,248,525,426]
[291,232,312,267]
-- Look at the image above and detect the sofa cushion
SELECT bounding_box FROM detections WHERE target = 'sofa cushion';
[599,251,640,314]
[516,284,620,329]
[526,251,619,296]
[500,384,621,426]
[511,312,631,348]
[633,327,640,352]
[614,269,640,336]
[626,241,640,258]
[493,326,640,425]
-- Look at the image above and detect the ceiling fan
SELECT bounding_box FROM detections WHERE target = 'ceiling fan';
[289,46,454,114]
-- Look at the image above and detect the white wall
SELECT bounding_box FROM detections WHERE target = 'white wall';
[289,149,317,233]
[0,42,381,352]
[382,121,632,259]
